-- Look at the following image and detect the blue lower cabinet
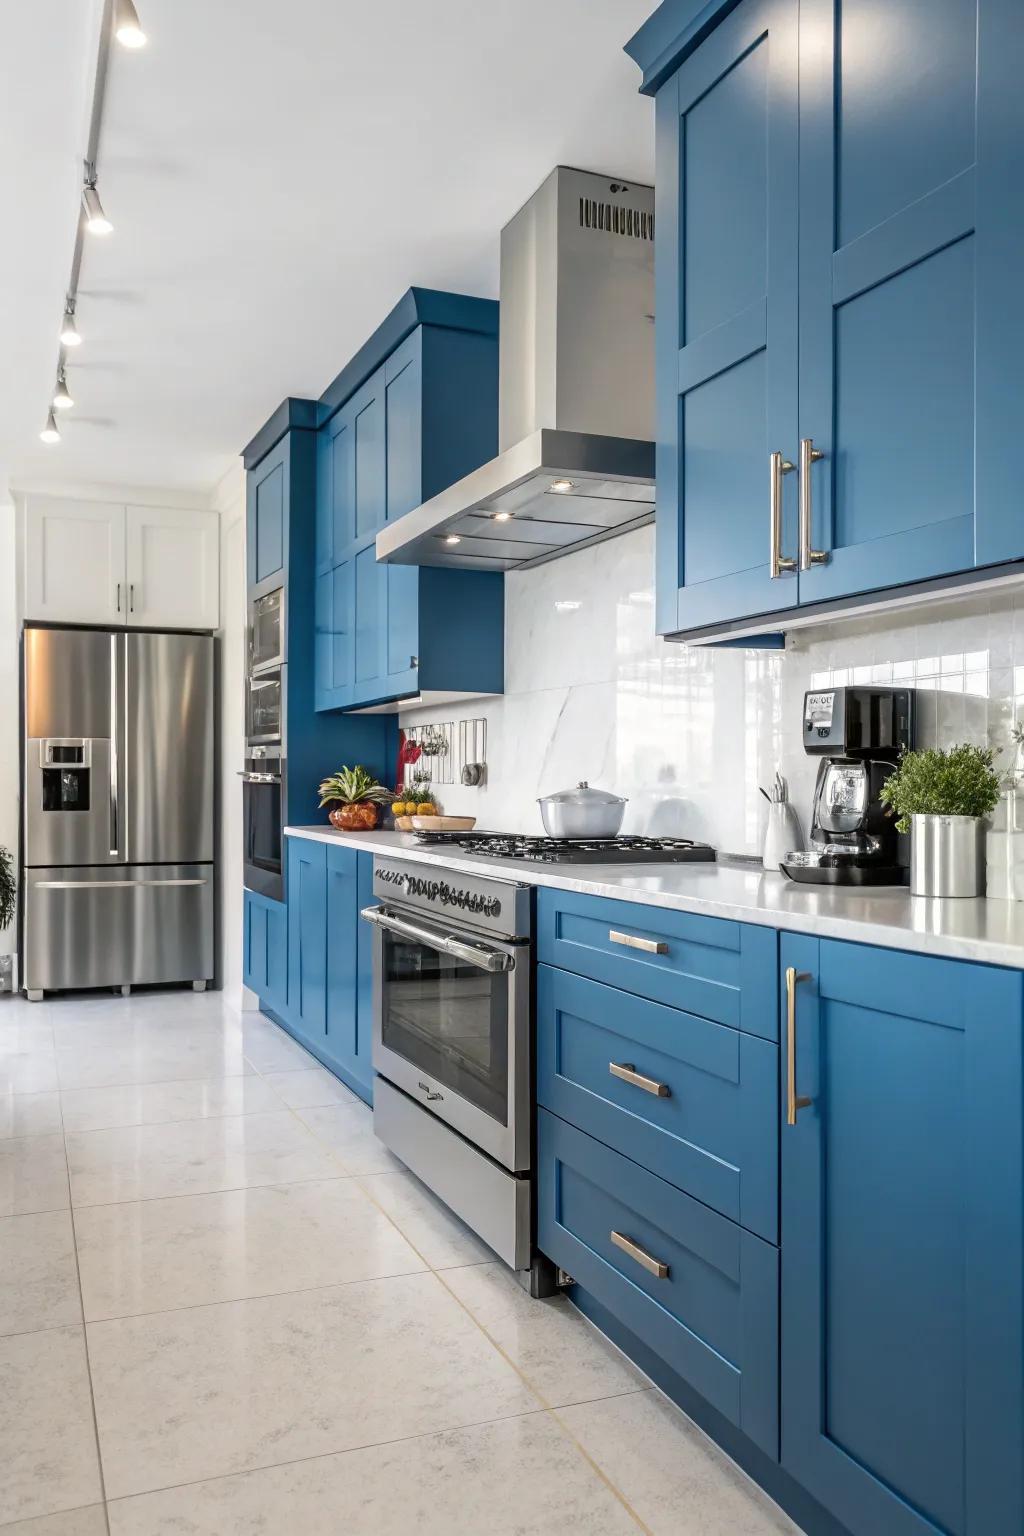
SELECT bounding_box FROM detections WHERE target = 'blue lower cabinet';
[286,840,327,1045]
[537,888,778,1039]
[780,936,1024,1536]
[538,1108,779,1459]
[322,845,373,1105]
[537,964,777,1242]
[243,890,288,1019]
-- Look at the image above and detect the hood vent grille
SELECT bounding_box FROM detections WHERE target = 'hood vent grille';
[579,196,654,241]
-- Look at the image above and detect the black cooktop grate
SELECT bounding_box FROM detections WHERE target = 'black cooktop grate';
[411,832,717,865]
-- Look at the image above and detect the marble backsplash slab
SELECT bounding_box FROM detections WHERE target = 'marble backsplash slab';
[399,526,1024,856]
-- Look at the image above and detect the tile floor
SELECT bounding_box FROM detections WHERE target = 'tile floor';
[0,987,799,1535]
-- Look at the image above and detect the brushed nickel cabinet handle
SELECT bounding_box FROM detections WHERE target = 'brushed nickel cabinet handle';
[786,965,813,1125]
[799,438,828,570]
[769,451,796,578]
[609,1061,671,1098]
[610,1230,670,1279]
[609,929,668,956]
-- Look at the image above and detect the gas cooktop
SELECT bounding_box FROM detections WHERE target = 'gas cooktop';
[411,832,717,866]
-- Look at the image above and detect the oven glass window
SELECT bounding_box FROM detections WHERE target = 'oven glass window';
[251,590,283,672]
[245,779,282,877]
[381,931,509,1125]
[247,675,282,741]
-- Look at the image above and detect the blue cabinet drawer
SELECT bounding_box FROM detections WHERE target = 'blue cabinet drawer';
[537,965,777,1242]
[538,1109,779,1458]
[536,888,778,1039]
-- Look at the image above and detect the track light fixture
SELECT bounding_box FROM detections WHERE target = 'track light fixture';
[59,300,81,348]
[53,368,74,411]
[82,166,112,235]
[115,0,147,48]
[40,409,61,445]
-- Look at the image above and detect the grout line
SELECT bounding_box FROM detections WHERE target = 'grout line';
[67,1170,368,1213]
[62,1115,113,1535]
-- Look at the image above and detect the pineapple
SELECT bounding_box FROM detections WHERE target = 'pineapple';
[318,765,391,831]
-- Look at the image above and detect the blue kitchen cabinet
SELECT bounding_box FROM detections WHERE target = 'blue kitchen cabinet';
[315,292,504,713]
[322,844,374,1104]
[629,0,1024,637]
[286,838,327,1045]
[780,935,1024,1536]
[247,439,287,596]
[243,889,288,1019]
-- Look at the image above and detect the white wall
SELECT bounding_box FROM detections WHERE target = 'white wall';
[214,464,246,997]
[0,501,18,961]
[399,525,1024,855]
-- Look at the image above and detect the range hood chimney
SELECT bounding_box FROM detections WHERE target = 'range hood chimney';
[376,166,655,571]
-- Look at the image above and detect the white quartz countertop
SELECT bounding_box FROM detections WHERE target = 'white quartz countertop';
[284,825,1024,969]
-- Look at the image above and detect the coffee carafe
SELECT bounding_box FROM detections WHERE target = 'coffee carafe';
[780,686,915,886]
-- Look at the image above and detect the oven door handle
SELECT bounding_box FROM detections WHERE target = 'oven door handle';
[360,906,514,974]
[237,772,282,784]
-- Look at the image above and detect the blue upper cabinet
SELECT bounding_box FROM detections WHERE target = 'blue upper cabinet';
[651,0,799,634]
[780,936,1023,1536]
[315,292,505,713]
[630,0,1024,637]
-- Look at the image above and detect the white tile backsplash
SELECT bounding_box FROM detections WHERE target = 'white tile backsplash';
[399,526,1024,855]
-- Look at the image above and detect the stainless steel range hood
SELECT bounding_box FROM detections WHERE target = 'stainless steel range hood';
[377,166,655,572]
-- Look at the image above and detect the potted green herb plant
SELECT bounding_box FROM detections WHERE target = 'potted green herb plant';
[880,744,1001,897]
[318,766,392,832]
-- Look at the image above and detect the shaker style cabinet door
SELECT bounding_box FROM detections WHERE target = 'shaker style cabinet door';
[796,0,1023,601]
[780,935,1024,1536]
[654,0,799,635]
[125,506,219,630]
[24,496,126,625]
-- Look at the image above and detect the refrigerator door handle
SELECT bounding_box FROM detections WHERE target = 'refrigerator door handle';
[109,634,119,856]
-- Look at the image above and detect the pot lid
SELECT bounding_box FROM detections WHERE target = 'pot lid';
[538,781,627,807]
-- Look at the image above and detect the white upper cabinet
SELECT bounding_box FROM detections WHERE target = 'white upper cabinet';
[24,496,126,625]
[23,497,219,630]
[125,505,219,630]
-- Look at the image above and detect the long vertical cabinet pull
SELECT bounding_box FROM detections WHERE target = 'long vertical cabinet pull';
[786,965,813,1125]
[798,437,828,570]
[769,451,796,578]
[108,634,119,857]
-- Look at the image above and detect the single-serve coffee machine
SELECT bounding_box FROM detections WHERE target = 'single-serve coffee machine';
[780,686,915,886]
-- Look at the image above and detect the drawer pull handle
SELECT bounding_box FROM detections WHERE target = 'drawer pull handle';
[609,1061,670,1098]
[610,1229,670,1279]
[785,966,813,1125]
[609,929,668,956]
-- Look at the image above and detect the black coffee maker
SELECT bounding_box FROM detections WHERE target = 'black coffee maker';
[780,686,915,886]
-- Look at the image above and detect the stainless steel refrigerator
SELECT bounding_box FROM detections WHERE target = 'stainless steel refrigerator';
[22,626,215,999]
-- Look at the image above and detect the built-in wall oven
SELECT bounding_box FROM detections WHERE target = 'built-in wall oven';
[363,858,534,1272]
[242,744,285,901]
[248,588,285,675]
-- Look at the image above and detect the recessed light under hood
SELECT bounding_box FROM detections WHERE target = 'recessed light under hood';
[376,167,655,572]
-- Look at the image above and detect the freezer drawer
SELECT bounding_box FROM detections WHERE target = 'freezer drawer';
[23,863,214,993]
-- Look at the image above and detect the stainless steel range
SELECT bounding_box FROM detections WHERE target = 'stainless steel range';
[362,858,534,1274]
[412,832,717,865]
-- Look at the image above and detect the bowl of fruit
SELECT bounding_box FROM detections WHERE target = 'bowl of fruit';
[390,795,450,832]
[318,766,392,832]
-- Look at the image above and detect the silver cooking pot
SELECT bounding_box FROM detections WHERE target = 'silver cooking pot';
[537,781,627,839]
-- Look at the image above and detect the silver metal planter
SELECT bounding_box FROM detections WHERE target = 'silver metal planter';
[910,814,986,898]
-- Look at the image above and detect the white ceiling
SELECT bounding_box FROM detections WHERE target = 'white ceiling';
[1,0,655,498]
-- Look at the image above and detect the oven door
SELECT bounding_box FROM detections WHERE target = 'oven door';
[249,588,285,675]
[243,769,283,900]
[365,905,530,1172]
[245,670,283,745]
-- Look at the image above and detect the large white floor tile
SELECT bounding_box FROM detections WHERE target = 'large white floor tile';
[358,1169,493,1268]
[0,1210,80,1337]
[60,1073,283,1134]
[0,1326,103,1524]
[76,1178,425,1319]
[107,1411,640,1536]
[443,1262,647,1407]
[0,1053,60,1095]
[0,1020,55,1054]
[0,1089,62,1140]
[88,1271,539,1498]
[558,1389,799,1535]
[0,1134,69,1216]
[66,1111,343,1206]
[55,1026,253,1090]
[0,1507,108,1535]
[260,1066,358,1108]
[297,1101,405,1174]
[234,1020,320,1073]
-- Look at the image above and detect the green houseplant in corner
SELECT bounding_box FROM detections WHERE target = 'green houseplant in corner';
[0,846,15,931]
[318,766,392,832]
[880,744,1001,897]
